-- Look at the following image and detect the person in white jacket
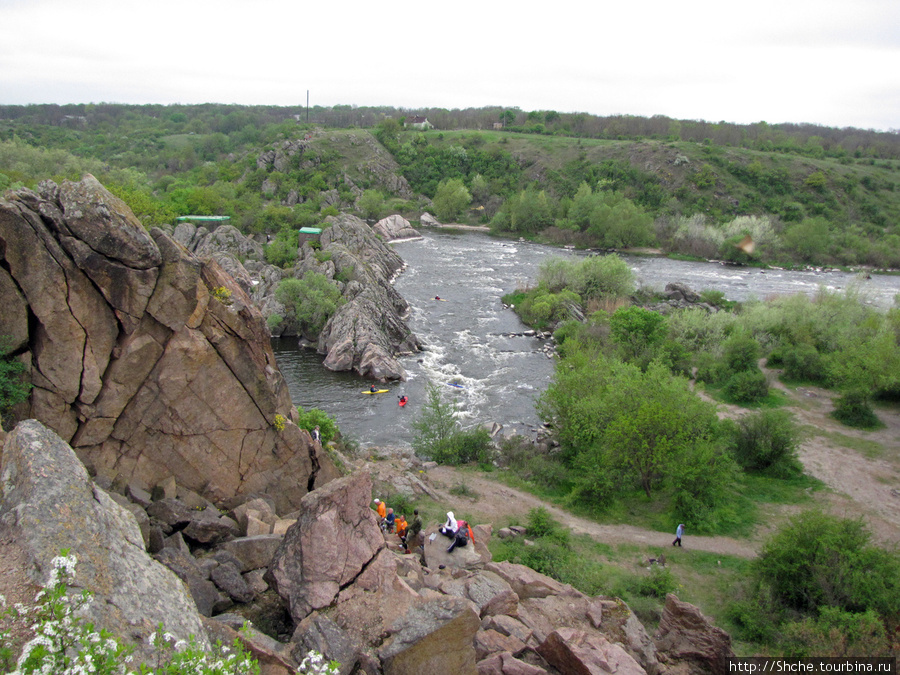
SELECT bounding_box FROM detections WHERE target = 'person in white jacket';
[439,511,458,538]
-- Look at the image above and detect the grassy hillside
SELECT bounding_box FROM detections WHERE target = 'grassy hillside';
[2,104,899,268]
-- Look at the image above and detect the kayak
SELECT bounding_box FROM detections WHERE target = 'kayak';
[362,389,389,394]
[445,382,465,389]
[398,398,408,407]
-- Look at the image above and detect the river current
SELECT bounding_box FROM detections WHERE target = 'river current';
[273,230,900,448]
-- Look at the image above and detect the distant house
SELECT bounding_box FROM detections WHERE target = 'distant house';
[404,115,433,130]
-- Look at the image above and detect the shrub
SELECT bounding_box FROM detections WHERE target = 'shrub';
[779,342,825,382]
[723,369,769,403]
[730,409,803,477]
[722,332,761,373]
[432,428,493,466]
[526,507,569,545]
[296,406,339,444]
[753,510,900,617]
[831,390,882,429]
[0,338,31,427]
[634,565,677,599]
[779,607,892,658]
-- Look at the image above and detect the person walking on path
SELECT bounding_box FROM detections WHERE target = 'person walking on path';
[673,523,685,547]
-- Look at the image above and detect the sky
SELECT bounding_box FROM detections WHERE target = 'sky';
[1,0,899,132]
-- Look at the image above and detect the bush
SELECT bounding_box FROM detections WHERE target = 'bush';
[525,507,569,545]
[296,406,339,444]
[633,565,677,599]
[753,510,900,617]
[779,342,825,382]
[0,339,30,427]
[779,607,892,658]
[437,428,493,465]
[723,332,761,373]
[723,369,769,403]
[831,390,882,428]
[730,409,803,477]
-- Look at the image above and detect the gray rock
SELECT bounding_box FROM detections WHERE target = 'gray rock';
[0,420,208,662]
[211,562,256,603]
[218,534,283,572]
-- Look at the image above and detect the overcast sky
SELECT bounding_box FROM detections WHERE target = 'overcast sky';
[2,0,898,131]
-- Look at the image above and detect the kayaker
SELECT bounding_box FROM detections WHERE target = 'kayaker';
[369,383,377,393]
[398,395,408,406]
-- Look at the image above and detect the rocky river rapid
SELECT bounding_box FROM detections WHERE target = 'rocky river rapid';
[274,230,900,448]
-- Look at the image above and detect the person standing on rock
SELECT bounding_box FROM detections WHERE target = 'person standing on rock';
[406,509,423,553]
[374,498,387,530]
[673,523,685,547]
[312,425,321,444]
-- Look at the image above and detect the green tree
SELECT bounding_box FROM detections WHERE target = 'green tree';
[274,273,344,338]
[357,189,385,221]
[432,178,471,222]
[412,381,461,461]
[541,352,726,502]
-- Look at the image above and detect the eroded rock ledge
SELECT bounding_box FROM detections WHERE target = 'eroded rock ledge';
[0,175,338,512]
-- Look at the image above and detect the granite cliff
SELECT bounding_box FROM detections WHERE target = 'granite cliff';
[0,175,338,513]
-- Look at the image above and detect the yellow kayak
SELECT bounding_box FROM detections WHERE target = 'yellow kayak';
[362,389,389,394]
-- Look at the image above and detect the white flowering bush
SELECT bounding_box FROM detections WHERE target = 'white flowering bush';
[297,649,340,675]
[0,551,340,675]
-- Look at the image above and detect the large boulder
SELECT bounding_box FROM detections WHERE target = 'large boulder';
[0,177,339,513]
[266,472,384,623]
[655,594,735,675]
[372,214,421,242]
[377,596,481,675]
[537,628,646,675]
[0,420,208,663]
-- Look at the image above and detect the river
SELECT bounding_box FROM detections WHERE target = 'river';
[273,230,900,448]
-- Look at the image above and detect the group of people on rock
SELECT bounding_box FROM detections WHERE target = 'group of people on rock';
[371,500,477,555]
[372,498,422,554]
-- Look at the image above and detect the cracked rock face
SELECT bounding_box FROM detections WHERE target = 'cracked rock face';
[0,175,338,513]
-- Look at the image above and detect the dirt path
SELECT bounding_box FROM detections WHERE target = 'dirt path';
[424,465,759,558]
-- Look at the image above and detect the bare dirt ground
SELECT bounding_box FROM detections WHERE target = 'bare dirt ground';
[389,366,900,559]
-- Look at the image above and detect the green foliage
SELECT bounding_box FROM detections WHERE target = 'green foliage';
[432,178,472,222]
[609,306,667,366]
[729,409,803,477]
[0,552,339,674]
[723,369,770,403]
[541,349,732,515]
[830,390,882,429]
[631,565,677,599]
[779,607,892,658]
[274,273,344,338]
[357,189,385,220]
[0,339,31,426]
[264,228,299,268]
[410,383,493,465]
[525,507,569,545]
[296,406,339,444]
[753,510,900,616]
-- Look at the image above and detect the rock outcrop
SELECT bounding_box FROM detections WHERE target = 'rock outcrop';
[0,176,338,512]
[313,213,422,380]
[372,214,421,242]
[0,420,208,664]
